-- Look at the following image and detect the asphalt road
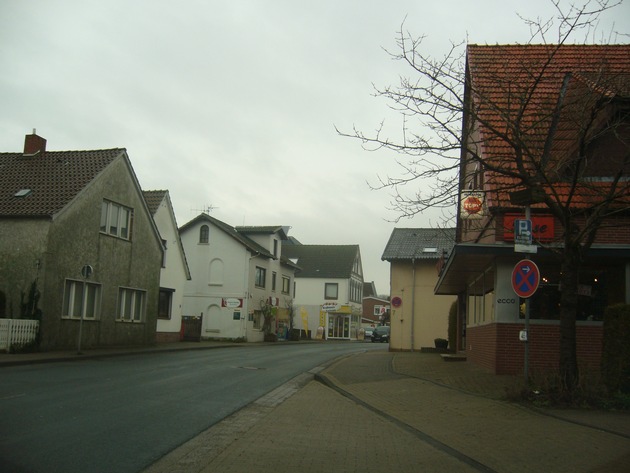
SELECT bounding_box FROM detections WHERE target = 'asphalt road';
[0,342,382,473]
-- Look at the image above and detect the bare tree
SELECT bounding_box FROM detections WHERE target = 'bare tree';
[339,0,629,392]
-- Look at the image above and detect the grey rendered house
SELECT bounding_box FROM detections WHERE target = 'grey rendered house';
[0,132,163,350]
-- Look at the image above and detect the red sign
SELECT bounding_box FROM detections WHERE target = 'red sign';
[504,214,554,242]
[463,196,482,214]
[511,260,540,298]
[391,296,402,308]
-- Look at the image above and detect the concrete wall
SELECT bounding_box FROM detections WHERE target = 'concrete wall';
[0,219,49,319]
[389,259,456,351]
[181,220,250,340]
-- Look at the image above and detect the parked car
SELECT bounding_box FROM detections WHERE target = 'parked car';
[363,326,375,340]
[371,325,390,343]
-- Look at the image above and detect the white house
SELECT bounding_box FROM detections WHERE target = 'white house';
[179,214,297,342]
[143,190,191,343]
[282,243,364,340]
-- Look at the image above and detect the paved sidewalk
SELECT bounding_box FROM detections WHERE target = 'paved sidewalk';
[144,350,630,473]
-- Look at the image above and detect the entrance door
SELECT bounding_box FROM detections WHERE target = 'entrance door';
[327,314,350,339]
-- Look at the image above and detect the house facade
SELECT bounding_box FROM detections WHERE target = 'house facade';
[143,190,191,343]
[0,133,164,350]
[179,215,296,342]
[435,45,630,374]
[382,228,456,351]
[283,243,364,340]
[361,295,390,327]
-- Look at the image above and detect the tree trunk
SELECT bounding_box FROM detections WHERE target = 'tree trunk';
[558,244,580,393]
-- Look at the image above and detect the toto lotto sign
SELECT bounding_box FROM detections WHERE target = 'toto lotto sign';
[460,191,485,219]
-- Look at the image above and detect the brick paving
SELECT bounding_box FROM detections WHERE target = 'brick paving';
[145,349,630,473]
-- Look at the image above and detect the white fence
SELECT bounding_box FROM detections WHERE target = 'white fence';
[0,319,39,351]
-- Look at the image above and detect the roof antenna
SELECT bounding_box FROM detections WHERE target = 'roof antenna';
[191,204,218,215]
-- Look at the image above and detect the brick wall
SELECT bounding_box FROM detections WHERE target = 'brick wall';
[494,213,630,245]
[467,323,603,375]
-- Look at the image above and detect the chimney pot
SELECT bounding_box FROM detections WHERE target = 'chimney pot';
[24,131,47,156]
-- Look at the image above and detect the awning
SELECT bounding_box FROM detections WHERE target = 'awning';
[434,243,630,295]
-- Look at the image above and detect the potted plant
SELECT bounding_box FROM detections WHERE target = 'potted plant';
[434,338,448,350]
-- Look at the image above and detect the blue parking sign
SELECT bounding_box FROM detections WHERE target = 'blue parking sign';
[514,219,532,245]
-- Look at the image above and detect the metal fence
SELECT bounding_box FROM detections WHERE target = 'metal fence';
[0,319,39,351]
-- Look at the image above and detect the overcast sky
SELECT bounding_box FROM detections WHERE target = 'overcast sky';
[1,0,628,295]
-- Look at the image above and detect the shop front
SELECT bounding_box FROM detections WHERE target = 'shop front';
[435,243,630,375]
[322,303,360,340]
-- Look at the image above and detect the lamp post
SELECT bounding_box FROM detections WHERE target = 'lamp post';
[77,264,93,355]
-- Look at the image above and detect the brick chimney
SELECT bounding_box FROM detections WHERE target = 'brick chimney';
[23,129,47,156]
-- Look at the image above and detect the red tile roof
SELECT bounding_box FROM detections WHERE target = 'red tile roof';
[466,44,630,209]
[0,148,125,217]
[142,190,168,216]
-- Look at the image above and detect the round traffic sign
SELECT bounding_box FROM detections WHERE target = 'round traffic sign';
[391,296,402,308]
[511,259,540,298]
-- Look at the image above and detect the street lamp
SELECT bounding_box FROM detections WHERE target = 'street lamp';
[77,264,93,355]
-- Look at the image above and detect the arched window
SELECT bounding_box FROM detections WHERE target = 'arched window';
[199,225,209,244]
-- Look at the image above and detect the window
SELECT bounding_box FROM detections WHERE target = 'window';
[282,276,290,295]
[273,239,278,258]
[252,310,262,330]
[118,287,146,322]
[63,279,101,319]
[199,225,209,244]
[158,288,174,320]
[325,283,338,300]
[255,267,266,288]
[272,272,277,291]
[350,279,362,303]
[100,200,132,240]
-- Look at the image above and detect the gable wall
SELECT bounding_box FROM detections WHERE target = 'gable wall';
[389,259,456,350]
[153,198,189,338]
[40,157,162,350]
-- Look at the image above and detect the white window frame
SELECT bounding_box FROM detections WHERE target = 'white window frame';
[281,276,290,295]
[255,267,266,288]
[325,283,338,300]
[62,279,101,320]
[117,287,146,322]
[252,310,262,330]
[100,200,132,240]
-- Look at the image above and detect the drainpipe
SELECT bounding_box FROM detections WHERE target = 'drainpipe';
[411,257,416,352]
